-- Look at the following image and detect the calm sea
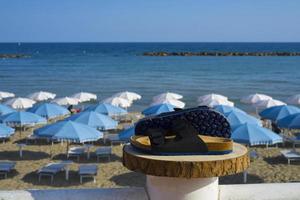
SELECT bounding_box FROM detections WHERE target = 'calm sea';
[0,42,300,111]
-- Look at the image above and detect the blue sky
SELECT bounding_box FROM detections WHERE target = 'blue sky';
[1,0,300,42]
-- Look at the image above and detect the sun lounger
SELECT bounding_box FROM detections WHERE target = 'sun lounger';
[281,150,300,165]
[67,147,86,161]
[96,146,112,162]
[106,134,127,145]
[0,161,16,179]
[78,164,98,184]
[37,162,69,183]
[26,133,38,144]
[280,134,300,148]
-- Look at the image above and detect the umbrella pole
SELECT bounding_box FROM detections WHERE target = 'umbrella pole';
[50,141,53,158]
[19,125,22,138]
[66,141,69,157]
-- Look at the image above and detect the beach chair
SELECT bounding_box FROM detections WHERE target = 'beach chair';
[26,133,38,144]
[280,150,300,165]
[67,146,86,161]
[96,146,112,162]
[0,161,16,179]
[281,134,300,149]
[0,136,9,144]
[78,164,98,184]
[106,134,127,146]
[37,162,68,183]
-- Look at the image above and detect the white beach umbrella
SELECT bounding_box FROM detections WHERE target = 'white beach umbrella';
[241,93,272,104]
[199,98,234,107]
[112,91,141,102]
[27,91,56,101]
[254,99,286,109]
[286,94,300,105]
[153,92,183,101]
[151,98,185,109]
[4,97,36,109]
[197,93,228,104]
[70,92,97,103]
[0,91,15,99]
[102,97,131,108]
[52,97,79,106]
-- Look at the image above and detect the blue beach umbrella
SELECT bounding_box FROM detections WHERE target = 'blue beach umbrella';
[65,111,118,130]
[231,123,283,146]
[259,105,300,122]
[0,111,46,126]
[27,103,70,120]
[142,103,175,116]
[85,103,127,116]
[0,104,15,116]
[0,124,15,138]
[213,105,246,115]
[277,113,300,129]
[0,111,46,136]
[118,126,135,140]
[34,120,103,143]
[225,110,261,128]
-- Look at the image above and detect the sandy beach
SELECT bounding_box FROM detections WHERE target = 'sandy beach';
[0,114,299,190]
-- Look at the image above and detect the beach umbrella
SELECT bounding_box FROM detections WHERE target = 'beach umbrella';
[0,104,15,115]
[52,97,79,106]
[231,123,283,146]
[102,97,131,108]
[240,93,272,104]
[65,111,118,130]
[118,126,135,140]
[213,105,246,115]
[34,121,103,143]
[142,103,175,116]
[0,111,46,126]
[27,103,70,120]
[286,94,300,105]
[259,105,300,122]
[70,92,97,103]
[27,91,56,101]
[153,92,183,101]
[85,103,127,116]
[199,98,234,107]
[0,111,46,136]
[0,124,15,138]
[254,99,286,110]
[197,93,228,103]
[151,98,185,109]
[277,113,300,129]
[112,91,141,102]
[0,91,15,99]
[4,97,36,109]
[225,110,261,128]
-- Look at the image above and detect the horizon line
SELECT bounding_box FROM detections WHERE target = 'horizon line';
[1,41,300,44]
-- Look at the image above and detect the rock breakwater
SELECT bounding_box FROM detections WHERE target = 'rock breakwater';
[143,52,300,56]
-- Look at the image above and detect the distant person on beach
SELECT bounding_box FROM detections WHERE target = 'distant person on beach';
[271,122,281,134]
[68,105,76,114]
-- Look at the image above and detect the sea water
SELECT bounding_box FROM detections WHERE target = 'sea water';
[0,42,300,111]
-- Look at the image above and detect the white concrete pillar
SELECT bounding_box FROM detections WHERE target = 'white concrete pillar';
[146,175,219,200]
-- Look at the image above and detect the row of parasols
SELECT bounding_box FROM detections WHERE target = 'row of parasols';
[1,91,300,110]
[0,91,300,147]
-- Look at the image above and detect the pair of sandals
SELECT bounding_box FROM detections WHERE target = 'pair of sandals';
[131,106,233,155]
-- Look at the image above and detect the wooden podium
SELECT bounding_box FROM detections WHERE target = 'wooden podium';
[123,143,249,200]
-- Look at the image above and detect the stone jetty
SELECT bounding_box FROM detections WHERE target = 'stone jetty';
[143,52,300,56]
[0,54,30,59]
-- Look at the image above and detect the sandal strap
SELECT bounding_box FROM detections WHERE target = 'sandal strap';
[146,128,165,146]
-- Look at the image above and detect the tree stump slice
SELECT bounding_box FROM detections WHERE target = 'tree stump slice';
[123,143,249,178]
